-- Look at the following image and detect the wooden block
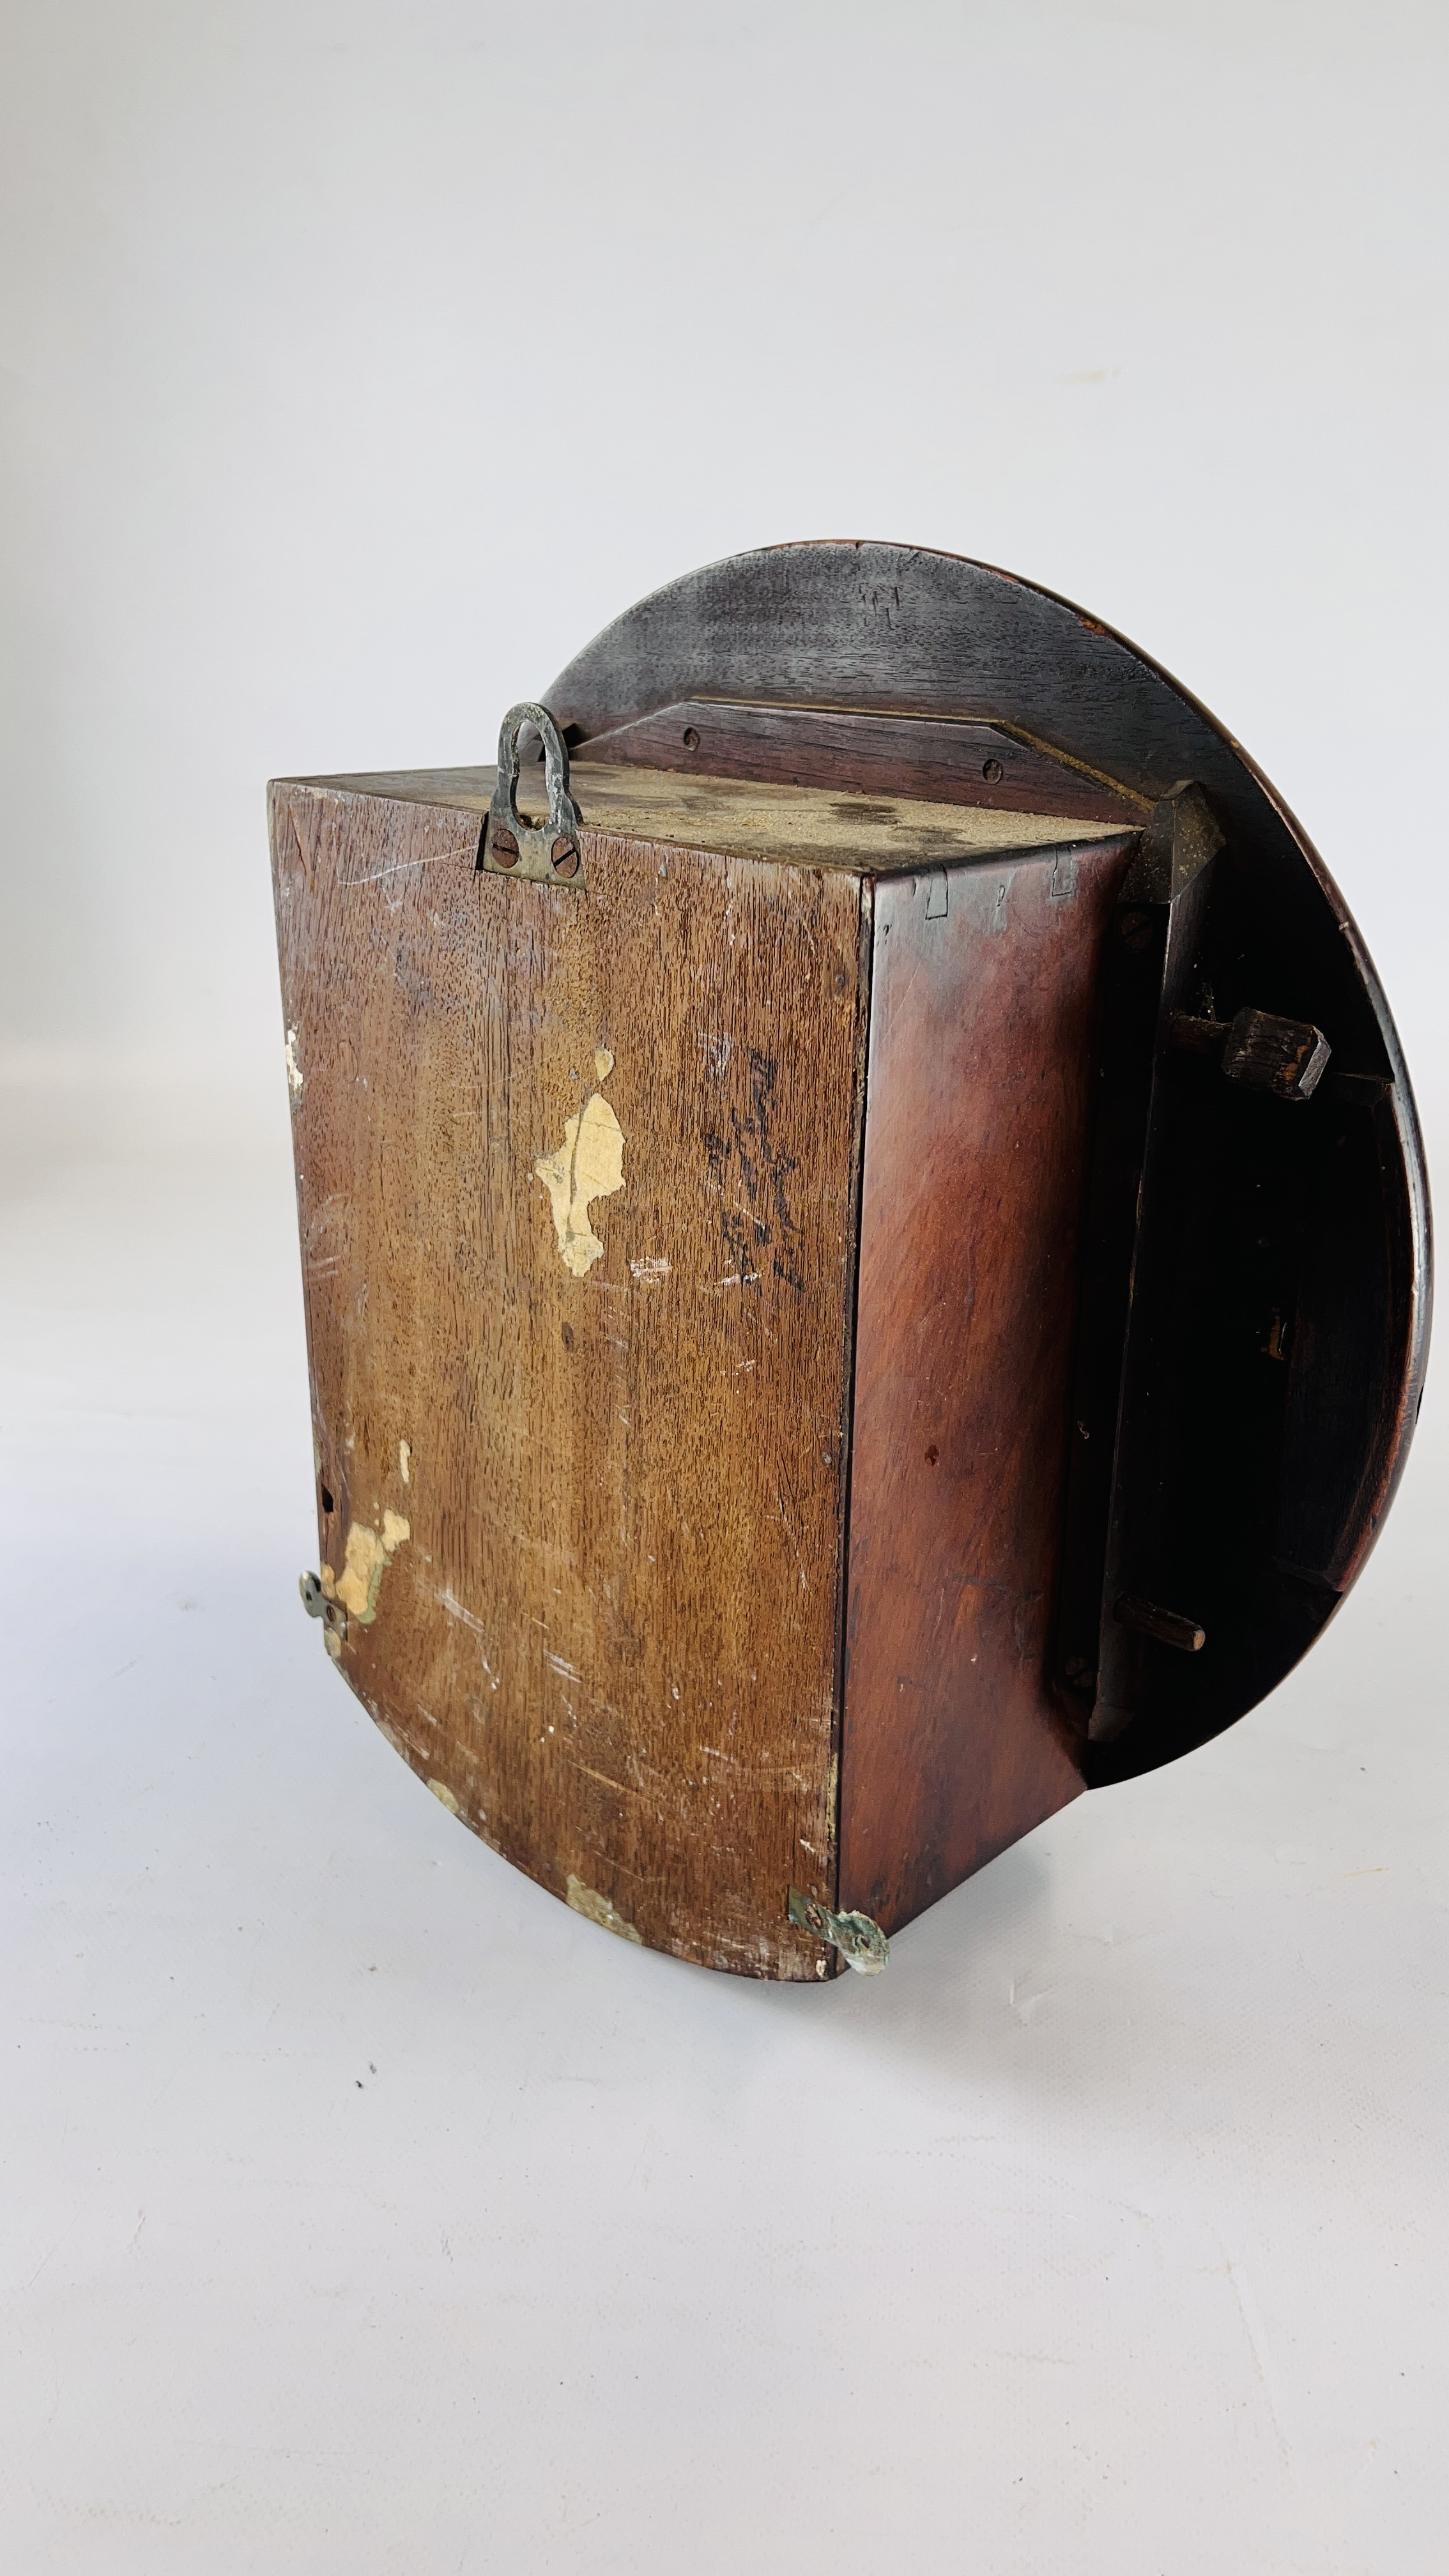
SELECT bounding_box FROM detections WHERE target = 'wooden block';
[1220,1006,1331,1101]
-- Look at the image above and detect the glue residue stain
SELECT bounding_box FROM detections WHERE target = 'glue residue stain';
[332,1512,411,1623]
[565,1874,643,1944]
[535,1053,625,1278]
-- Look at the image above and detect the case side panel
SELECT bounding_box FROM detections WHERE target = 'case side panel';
[271,778,862,1979]
[838,838,1135,1933]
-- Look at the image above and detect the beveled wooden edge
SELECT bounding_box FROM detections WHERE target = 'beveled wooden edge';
[572,700,1151,827]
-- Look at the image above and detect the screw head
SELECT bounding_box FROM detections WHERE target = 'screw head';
[551,839,579,878]
[491,825,519,867]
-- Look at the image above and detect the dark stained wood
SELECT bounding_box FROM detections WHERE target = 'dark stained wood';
[837,838,1137,1932]
[1080,847,1424,1786]
[1055,873,1190,1721]
[272,758,1156,1972]
[271,770,870,1980]
[1169,1011,1230,1061]
[1089,852,1222,1746]
[1273,1088,1420,1593]
[546,542,1244,804]
[269,540,1432,1970]
[1323,1070,1393,1107]
[574,700,1147,827]
[1114,1596,1206,1653]
[1170,1006,1331,1099]
[546,544,1427,1464]
[1220,1007,1330,1101]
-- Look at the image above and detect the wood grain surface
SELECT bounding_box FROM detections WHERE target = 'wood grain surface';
[272,776,868,1977]
[271,723,1422,1967]
[571,702,1147,827]
[541,542,1431,1744]
[838,839,1137,1930]
[543,540,1286,808]
[310,762,1129,876]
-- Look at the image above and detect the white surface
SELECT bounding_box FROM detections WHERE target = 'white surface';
[2,1133,1445,2573]
[3,1,1446,2567]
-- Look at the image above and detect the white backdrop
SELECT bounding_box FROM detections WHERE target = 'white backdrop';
[2,4,1446,2570]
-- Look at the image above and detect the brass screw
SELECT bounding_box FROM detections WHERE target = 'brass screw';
[491,825,519,868]
[551,839,579,878]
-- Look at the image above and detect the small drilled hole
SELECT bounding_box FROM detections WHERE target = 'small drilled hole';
[982,757,1004,783]
[924,1445,939,1466]
[320,1482,335,1515]
[682,726,700,751]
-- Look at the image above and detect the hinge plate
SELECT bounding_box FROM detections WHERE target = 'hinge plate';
[787,1887,889,1974]
[300,1570,348,1659]
[482,701,586,887]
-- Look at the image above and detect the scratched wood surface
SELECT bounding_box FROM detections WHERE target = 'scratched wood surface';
[838,838,1138,1931]
[272,776,868,1978]
[312,761,1128,875]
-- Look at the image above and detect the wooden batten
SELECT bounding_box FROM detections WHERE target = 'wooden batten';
[570,700,1149,827]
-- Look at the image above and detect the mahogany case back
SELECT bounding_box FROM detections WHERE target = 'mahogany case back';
[271,762,1135,1976]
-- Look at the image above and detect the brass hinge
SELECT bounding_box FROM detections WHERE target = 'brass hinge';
[787,1886,889,1974]
[300,1570,348,1657]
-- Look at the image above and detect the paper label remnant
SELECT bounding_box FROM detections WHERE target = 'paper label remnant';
[535,1075,625,1278]
[566,1874,643,1945]
[334,1512,411,1623]
[284,1027,303,1094]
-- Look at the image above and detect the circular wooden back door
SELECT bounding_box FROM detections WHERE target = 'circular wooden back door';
[546,540,1431,1785]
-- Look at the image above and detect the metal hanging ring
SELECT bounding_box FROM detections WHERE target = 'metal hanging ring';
[484,702,586,887]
